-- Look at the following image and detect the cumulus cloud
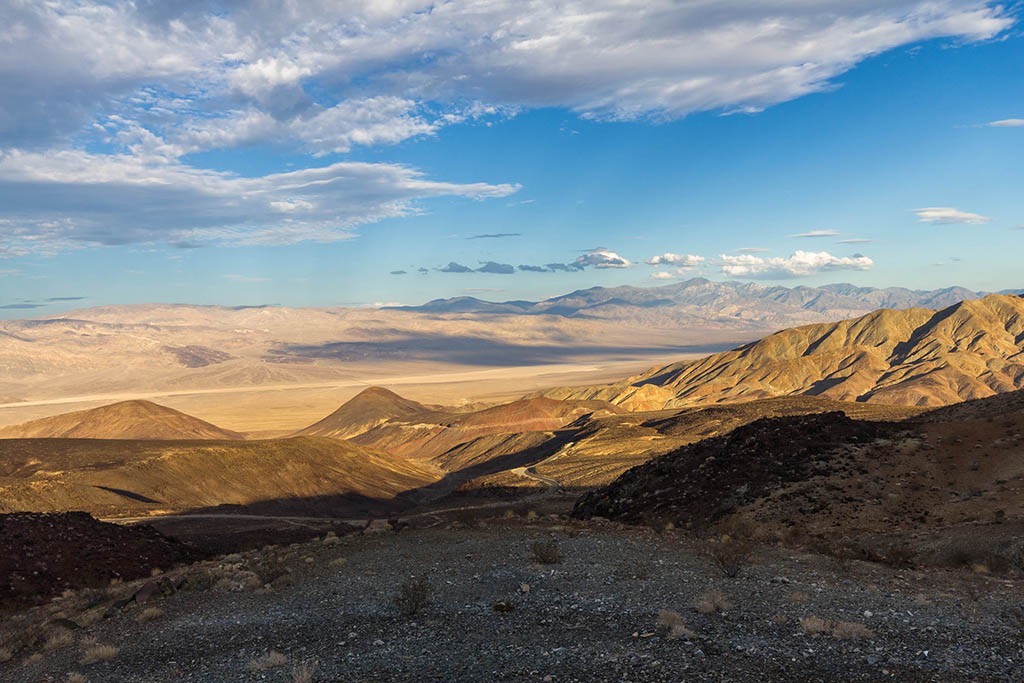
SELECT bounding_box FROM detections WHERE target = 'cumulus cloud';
[476,261,515,274]
[986,119,1024,127]
[789,229,840,238]
[719,250,874,279]
[0,151,518,253]
[439,262,473,273]
[915,207,992,224]
[517,264,548,273]
[574,248,632,269]
[651,272,676,280]
[645,253,705,267]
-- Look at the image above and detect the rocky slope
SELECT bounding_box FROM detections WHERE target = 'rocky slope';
[573,388,1024,567]
[0,400,244,440]
[546,294,1024,409]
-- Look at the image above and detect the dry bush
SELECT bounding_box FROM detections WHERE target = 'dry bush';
[0,646,12,663]
[43,628,75,652]
[832,621,875,640]
[135,607,164,623]
[291,660,318,683]
[530,540,562,565]
[247,650,288,672]
[694,589,730,614]
[79,644,119,665]
[394,576,432,617]
[655,609,695,639]
[800,615,832,635]
[700,536,754,578]
[66,673,88,683]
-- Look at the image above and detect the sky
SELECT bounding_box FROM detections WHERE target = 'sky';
[0,1,1022,317]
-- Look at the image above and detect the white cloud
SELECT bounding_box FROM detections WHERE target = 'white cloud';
[915,206,992,224]
[736,247,770,254]
[645,253,705,266]
[0,150,519,253]
[720,250,874,279]
[789,229,840,238]
[650,271,675,280]
[0,2,1012,149]
[986,119,1024,127]
[0,2,1014,254]
[836,238,874,244]
[575,248,631,269]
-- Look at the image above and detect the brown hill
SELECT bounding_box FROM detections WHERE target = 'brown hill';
[350,396,625,461]
[294,386,432,440]
[0,436,440,518]
[573,389,1024,568]
[545,294,1024,409]
[467,396,920,491]
[0,400,244,440]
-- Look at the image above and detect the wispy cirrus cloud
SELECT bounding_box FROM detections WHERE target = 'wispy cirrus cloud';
[985,118,1024,127]
[789,229,840,238]
[0,151,518,254]
[467,233,522,240]
[915,207,992,225]
[719,250,874,279]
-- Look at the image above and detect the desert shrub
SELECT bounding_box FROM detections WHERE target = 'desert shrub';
[883,545,915,569]
[135,607,164,623]
[0,646,12,663]
[247,650,287,672]
[700,536,754,578]
[530,540,562,565]
[694,589,730,614]
[65,673,88,683]
[43,629,75,652]
[832,621,875,640]
[655,609,694,639]
[394,576,432,617]
[291,660,318,683]
[79,644,119,665]
[799,615,831,635]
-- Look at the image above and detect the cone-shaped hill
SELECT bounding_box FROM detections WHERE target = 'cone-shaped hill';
[0,400,244,440]
[293,386,432,440]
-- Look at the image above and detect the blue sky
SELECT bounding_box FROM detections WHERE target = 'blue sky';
[0,1,1022,316]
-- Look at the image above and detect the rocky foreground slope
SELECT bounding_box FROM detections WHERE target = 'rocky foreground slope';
[1,520,1021,682]
[573,389,1024,568]
[545,294,1024,409]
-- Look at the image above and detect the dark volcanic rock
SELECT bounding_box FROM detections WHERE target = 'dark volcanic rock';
[571,412,893,529]
[0,511,200,609]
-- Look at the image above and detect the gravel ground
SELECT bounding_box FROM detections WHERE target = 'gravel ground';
[3,519,1022,682]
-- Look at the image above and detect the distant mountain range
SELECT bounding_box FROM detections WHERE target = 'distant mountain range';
[389,278,1020,327]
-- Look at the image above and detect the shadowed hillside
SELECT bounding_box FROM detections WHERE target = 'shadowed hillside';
[0,437,440,518]
[0,400,244,440]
